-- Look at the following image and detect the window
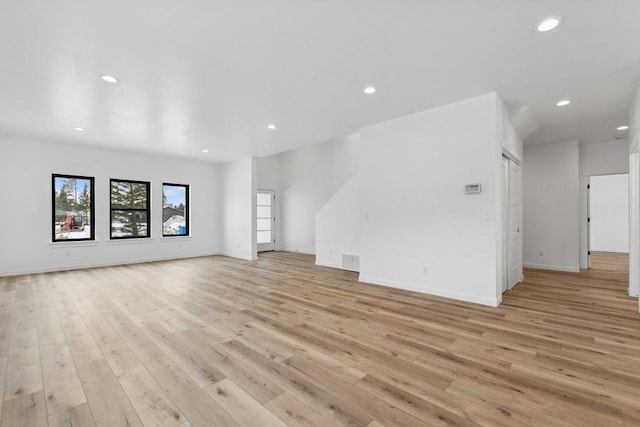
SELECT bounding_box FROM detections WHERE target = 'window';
[110,179,150,239]
[162,183,189,236]
[52,174,95,242]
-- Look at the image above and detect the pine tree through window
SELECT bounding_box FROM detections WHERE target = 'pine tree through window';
[52,174,95,242]
[110,179,151,239]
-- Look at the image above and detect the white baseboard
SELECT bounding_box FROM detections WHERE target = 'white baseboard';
[315,260,346,270]
[0,251,220,277]
[358,275,500,307]
[523,263,580,273]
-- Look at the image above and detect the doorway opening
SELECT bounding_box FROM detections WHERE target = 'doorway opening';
[587,174,629,273]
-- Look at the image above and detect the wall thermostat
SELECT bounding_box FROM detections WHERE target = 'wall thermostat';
[465,184,481,194]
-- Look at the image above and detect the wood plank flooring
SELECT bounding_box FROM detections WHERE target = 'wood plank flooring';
[589,251,629,274]
[0,251,638,426]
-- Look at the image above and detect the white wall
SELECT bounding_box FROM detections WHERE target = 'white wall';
[499,100,524,163]
[256,134,359,254]
[581,140,630,176]
[630,86,640,148]
[0,135,220,276]
[523,141,580,272]
[589,174,629,252]
[220,157,256,260]
[358,93,502,306]
[579,140,629,267]
[315,172,360,269]
[256,154,284,250]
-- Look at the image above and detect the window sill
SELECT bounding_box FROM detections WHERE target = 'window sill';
[49,240,100,248]
[160,235,192,242]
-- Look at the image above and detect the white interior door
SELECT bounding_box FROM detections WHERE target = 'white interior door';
[508,160,521,289]
[257,190,275,252]
[501,156,509,293]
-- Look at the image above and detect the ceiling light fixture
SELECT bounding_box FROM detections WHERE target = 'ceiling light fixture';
[73,127,85,132]
[267,124,277,130]
[364,86,376,95]
[536,16,563,32]
[201,149,209,153]
[556,100,571,107]
[617,125,630,131]
[101,74,119,83]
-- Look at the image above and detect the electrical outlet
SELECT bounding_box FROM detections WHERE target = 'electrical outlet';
[538,250,544,256]
[329,249,333,255]
[422,266,429,275]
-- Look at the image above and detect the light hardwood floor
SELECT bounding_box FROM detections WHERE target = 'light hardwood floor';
[0,251,638,426]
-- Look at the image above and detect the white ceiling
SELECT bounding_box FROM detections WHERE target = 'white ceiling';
[1,1,639,163]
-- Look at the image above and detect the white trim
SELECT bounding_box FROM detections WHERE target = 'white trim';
[523,263,580,273]
[49,240,100,248]
[358,275,500,307]
[0,251,220,277]
[160,235,193,242]
[315,261,346,270]
[502,148,521,165]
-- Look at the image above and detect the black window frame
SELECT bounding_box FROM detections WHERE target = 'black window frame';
[162,182,190,237]
[52,174,96,242]
[109,178,151,240]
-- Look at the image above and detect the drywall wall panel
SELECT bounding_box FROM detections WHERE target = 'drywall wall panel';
[523,140,580,272]
[256,134,359,254]
[315,172,360,269]
[220,157,256,260]
[0,135,220,276]
[589,174,629,252]
[358,93,502,306]
[578,139,630,267]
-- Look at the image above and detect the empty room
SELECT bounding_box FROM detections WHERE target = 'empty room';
[1,1,640,426]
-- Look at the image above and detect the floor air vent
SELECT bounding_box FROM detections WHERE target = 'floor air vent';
[342,253,360,272]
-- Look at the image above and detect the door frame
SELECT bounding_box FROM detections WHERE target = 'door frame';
[501,151,523,293]
[501,156,509,293]
[507,158,522,290]
[257,190,276,252]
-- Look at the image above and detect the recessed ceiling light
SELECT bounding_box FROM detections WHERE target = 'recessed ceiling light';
[364,86,376,95]
[101,74,119,83]
[201,149,209,153]
[267,124,277,130]
[617,125,630,131]
[73,127,85,132]
[536,16,563,32]
[556,100,571,107]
